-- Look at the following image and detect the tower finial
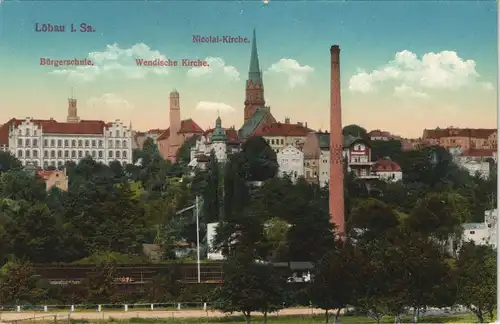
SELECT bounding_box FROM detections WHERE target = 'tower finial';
[71,87,74,99]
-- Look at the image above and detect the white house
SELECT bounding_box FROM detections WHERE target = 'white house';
[371,158,403,182]
[277,145,304,182]
[461,209,497,249]
[450,148,494,179]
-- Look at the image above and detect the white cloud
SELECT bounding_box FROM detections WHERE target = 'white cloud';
[348,50,490,96]
[195,101,235,112]
[267,58,313,88]
[393,84,430,100]
[50,43,170,82]
[186,57,240,81]
[482,82,494,91]
[86,93,133,110]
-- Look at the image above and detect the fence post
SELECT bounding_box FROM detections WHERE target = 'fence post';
[150,304,154,311]
[53,315,57,323]
[98,304,102,312]
[203,303,207,311]
[124,304,128,312]
[177,303,181,310]
[44,305,48,312]
[70,305,75,312]
[16,306,20,312]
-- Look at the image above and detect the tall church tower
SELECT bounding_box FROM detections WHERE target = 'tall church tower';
[244,29,266,123]
[168,89,181,161]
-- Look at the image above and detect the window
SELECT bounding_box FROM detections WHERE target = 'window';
[92,140,96,147]
[57,161,63,168]
[98,151,103,158]
[33,160,38,167]
[123,150,127,158]
[85,151,90,156]
[43,161,48,169]
[44,150,48,158]
[44,139,48,146]
[78,151,83,158]
[109,151,113,158]
[17,139,22,147]
[108,140,113,147]
[71,151,76,158]
[25,129,30,136]
[25,139,30,147]
[470,231,475,234]
[57,150,62,158]
[281,139,284,145]
[17,150,22,158]
[51,161,55,167]
[33,139,38,147]
[64,150,69,158]
[50,150,55,158]
[122,140,127,148]
[78,140,82,147]
[116,151,121,158]
[116,130,119,137]
[57,140,62,147]
[72,140,76,147]
[98,140,103,148]
[18,129,21,135]
[115,140,120,148]
[64,140,69,147]
[50,139,55,147]
[25,150,30,158]
[33,150,38,158]
[85,140,89,147]
[34,130,37,136]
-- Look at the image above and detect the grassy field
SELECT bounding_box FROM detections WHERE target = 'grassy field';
[39,313,480,323]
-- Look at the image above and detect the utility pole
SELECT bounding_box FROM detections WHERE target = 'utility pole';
[195,196,201,284]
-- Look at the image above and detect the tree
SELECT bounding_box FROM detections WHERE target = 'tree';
[241,136,278,182]
[406,192,467,247]
[3,203,64,263]
[80,260,118,303]
[342,124,368,140]
[348,198,400,241]
[212,258,286,324]
[0,170,47,203]
[370,140,403,161]
[176,134,200,166]
[310,241,359,324]
[0,152,22,174]
[388,230,455,323]
[0,260,46,305]
[456,242,496,323]
[202,151,222,223]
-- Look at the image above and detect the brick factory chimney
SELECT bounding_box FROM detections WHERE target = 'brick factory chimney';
[329,45,345,236]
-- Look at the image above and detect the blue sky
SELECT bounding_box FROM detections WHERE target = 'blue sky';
[0,0,497,137]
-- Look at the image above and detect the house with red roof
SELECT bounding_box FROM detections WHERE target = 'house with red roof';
[450,148,496,179]
[371,158,403,182]
[0,98,133,170]
[37,169,69,191]
[156,90,204,162]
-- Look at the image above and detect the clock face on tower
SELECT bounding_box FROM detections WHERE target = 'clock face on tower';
[330,144,343,164]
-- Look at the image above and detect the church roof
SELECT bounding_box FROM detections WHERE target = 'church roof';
[238,108,268,138]
[157,119,204,140]
[247,29,262,86]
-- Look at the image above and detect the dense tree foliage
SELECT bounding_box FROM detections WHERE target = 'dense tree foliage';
[0,132,496,323]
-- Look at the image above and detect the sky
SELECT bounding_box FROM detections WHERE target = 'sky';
[0,0,497,138]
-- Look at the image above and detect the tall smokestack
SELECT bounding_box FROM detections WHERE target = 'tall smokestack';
[329,45,345,235]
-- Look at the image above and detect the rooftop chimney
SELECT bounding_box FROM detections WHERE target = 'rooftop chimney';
[297,122,303,127]
[285,117,290,124]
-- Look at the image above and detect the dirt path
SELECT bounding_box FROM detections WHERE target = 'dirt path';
[0,307,322,322]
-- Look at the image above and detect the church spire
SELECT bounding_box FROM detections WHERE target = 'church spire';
[247,29,262,85]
